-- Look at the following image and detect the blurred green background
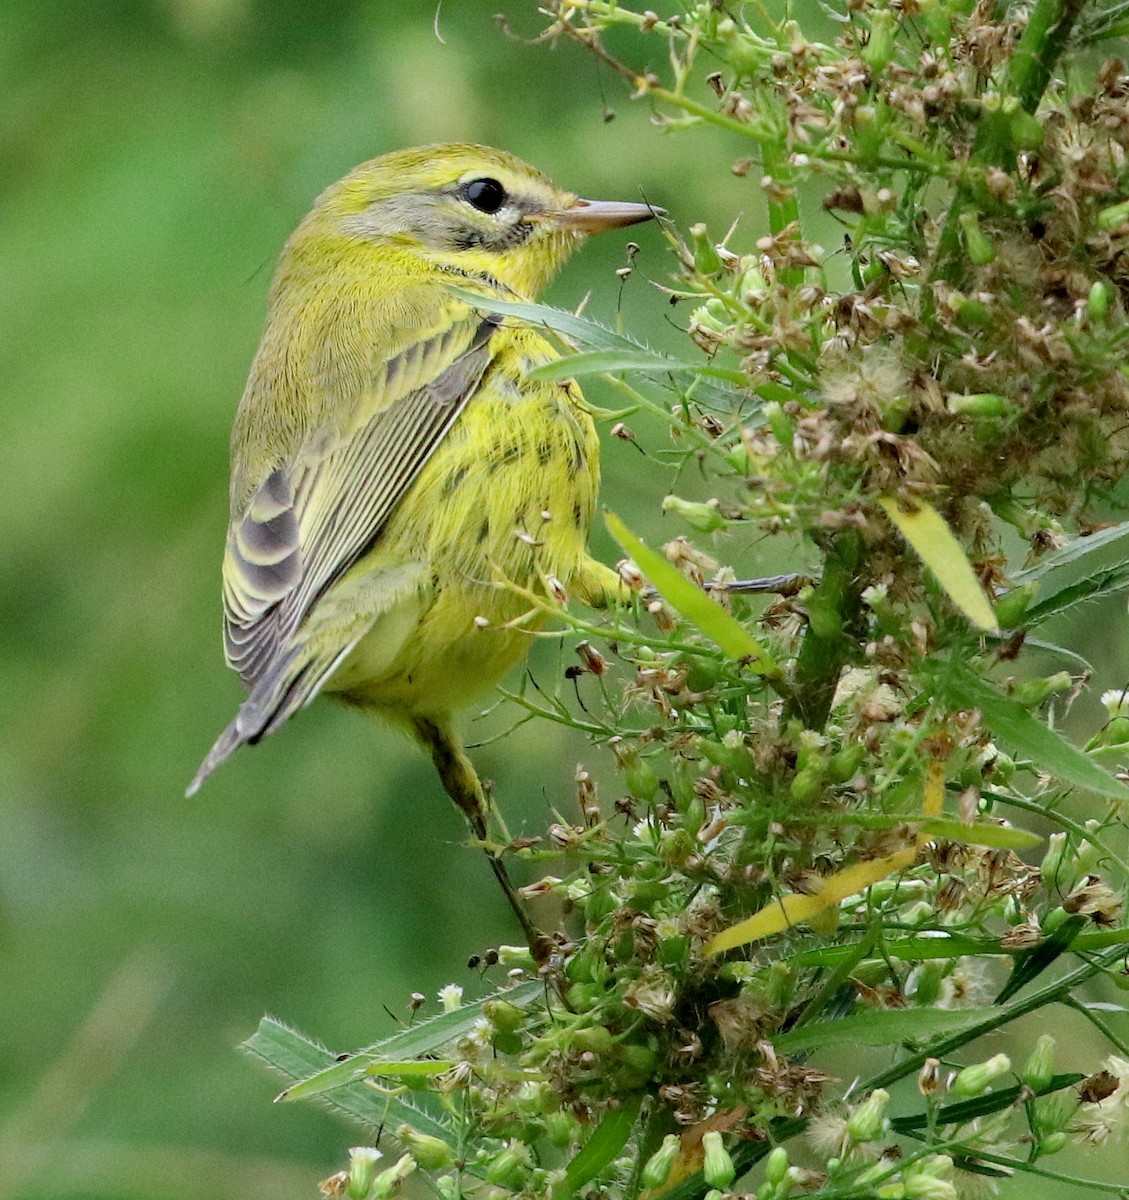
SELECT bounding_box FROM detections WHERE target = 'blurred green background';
[2,2,1127,1197]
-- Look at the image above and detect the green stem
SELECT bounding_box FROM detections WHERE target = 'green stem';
[784,531,865,730]
[1008,0,1089,114]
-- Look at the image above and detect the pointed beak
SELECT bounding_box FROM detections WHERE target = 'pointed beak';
[554,197,663,233]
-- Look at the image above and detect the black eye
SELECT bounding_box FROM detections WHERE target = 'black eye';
[463,177,507,214]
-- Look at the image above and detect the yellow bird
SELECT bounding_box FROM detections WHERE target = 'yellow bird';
[188,143,657,946]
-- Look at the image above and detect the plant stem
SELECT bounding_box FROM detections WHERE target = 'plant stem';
[784,531,865,731]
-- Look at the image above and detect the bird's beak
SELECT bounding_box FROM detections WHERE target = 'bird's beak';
[554,197,663,233]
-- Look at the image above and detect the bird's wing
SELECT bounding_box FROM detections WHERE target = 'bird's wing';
[187,308,500,795]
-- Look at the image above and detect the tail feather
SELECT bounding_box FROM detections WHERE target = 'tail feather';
[186,644,355,797]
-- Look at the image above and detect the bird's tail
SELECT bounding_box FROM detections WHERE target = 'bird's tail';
[185,646,352,797]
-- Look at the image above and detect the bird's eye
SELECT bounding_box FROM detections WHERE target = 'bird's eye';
[463,177,507,214]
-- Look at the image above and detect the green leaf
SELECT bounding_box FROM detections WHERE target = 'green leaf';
[777,1008,993,1056]
[933,665,1129,802]
[525,348,747,386]
[1011,521,1129,625]
[239,1017,454,1142]
[880,497,997,630]
[562,1094,642,1194]
[774,1007,999,1054]
[994,914,1088,1004]
[604,510,779,675]
[917,818,1042,850]
[450,290,741,409]
[268,980,543,1102]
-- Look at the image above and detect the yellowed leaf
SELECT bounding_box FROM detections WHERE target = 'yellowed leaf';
[879,497,997,631]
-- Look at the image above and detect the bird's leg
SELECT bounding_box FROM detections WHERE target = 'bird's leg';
[412,716,552,962]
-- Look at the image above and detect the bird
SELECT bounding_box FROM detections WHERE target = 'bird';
[187,143,659,951]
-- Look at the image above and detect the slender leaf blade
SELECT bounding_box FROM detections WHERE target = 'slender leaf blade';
[563,1094,642,1193]
[880,497,997,630]
[604,510,778,674]
[775,1006,1000,1054]
[934,667,1129,802]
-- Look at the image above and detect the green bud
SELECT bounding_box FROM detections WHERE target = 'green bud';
[348,1147,382,1200]
[564,982,603,1012]
[619,1041,659,1078]
[847,1088,891,1142]
[1012,672,1072,708]
[496,945,536,970]
[764,400,795,450]
[904,1176,957,1200]
[1087,280,1110,321]
[1041,833,1067,885]
[702,1131,736,1189]
[545,1109,580,1148]
[484,1142,532,1187]
[624,757,659,801]
[1037,1130,1068,1156]
[993,582,1037,630]
[641,1134,682,1189]
[946,392,1014,418]
[790,767,824,803]
[662,494,728,532]
[369,1154,416,1200]
[1007,108,1043,151]
[659,933,690,968]
[1042,905,1070,934]
[689,223,723,276]
[482,999,524,1034]
[764,1145,789,1185]
[958,210,996,265]
[1020,1034,1056,1093]
[396,1126,455,1171]
[955,295,990,327]
[1032,1091,1075,1139]
[570,1024,614,1055]
[908,960,945,1007]
[1097,199,1129,230]
[861,9,897,74]
[951,1053,1011,1097]
[827,742,865,783]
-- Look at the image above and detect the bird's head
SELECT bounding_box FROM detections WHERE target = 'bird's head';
[302,143,659,296]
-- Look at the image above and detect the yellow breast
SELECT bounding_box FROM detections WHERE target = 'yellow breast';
[325,326,600,719]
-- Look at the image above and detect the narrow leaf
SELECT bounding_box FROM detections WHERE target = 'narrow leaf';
[240,1017,454,1142]
[563,1094,642,1193]
[450,290,739,409]
[917,818,1042,850]
[604,510,778,675]
[775,1006,999,1054]
[994,914,1088,1004]
[880,497,997,630]
[526,348,746,385]
[268,980,543,1101]
[706,848,917,954]
[934,667,1129,802]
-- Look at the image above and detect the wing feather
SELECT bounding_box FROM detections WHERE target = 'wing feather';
[188,308,501,796]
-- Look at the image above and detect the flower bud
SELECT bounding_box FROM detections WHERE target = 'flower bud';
[484,1141,531,1187]
[662,494,728,533]
[951,1053,1010,1097]
[994,582,1037,629]
[688,223,723,276]
[1020,1034,1056,1093]
[764,401,795,450]
[370,1153,416,1199]
[347,1147,382,1199]
[958,210,995,265]
[641,1134,681,1190]
[764,1145,789,1185]
[396,1126,454,1171]
[847,1088,890,1143]
[1087,280,1110,321]
[1097,199,1129,230]
[483,999,524,1035]
[701,1131,736,1189]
